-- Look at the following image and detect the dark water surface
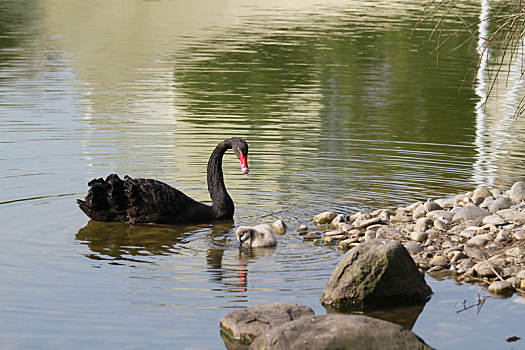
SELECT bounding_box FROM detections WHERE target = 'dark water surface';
[2,1,525,349]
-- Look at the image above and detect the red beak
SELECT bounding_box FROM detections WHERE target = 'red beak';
[238,149,249,174]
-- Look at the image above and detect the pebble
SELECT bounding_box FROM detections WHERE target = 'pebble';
[434,219,448,230]
[473,261,501,278]
[271,219,287,235]
[404,242,423,255]
[510,182,525,203]
[303,232,321,240]
[488,196,514,212]
[505,247,525,258]
[313,211,337,224]
[414,217,433,231]
[426,210,454,222]
[512,230,525,240]
[424,199,442,213]
[488,280,514,295]
[429,255,448,267]
[297,224,308,233]
[473,186,492,198]
[410,231,428,243]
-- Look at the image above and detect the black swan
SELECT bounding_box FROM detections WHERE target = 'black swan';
[77,137,249,224]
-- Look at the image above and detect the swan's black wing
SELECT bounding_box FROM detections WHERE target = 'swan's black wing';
[77,174,211,224]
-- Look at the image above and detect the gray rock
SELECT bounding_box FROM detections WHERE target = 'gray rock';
[517,270,525,279]
[220,302,314,345]
[467,236,488,247]
[376,227,404,239]
[510,182,525,203]
[473,261,502,278]
[424,200,442,213]
[460,229,476,239]
[426,210,454,222]
[495,230,510,243]
[488,281,514,295]
[506,277,521,288]
[463,246,484,260]
[271,220,287,235]
[320,240,432,311]
[482,214,504,226]
[488,196,513,212]
[452,205,491,222]
[364,230,376,242]
[473,186,492,198]
[429,255,448,267]
[434,219,448,230]
[354,217,382,229]
[404,242,423,255]
[313,211,337,224]
[249,314,434,350]
[498,210,525,223]
[414,217,433,232]
[412,205,427,220]
[513,230,525,240]
[506,247,525,258]
[410,231,428,243]
[296,225,308,233]
[479,196,495,208]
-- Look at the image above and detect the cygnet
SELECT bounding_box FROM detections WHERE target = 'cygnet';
[236,224,277,248]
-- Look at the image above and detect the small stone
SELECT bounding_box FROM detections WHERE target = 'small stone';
[450,252,468,264]
[495,230,510,243]
[297,224,308,233]
[325,230,343,237]
[434,219,448,230]
[313,211,337,224]
[473,261,502,277]
[479,197,495,208]
[364,230,376,242]
[390,213,411,222]
[510,182,525,203]
[412,205,427,220]
[331,214,346,225]
[473,186,492,198]
[424,199,442,213]
[457,259,475,270]
[506,247,525,258]
[403,242,423,255]
[464,246,484,260]
[460,229,476,239]
[482,214,504,226]
[376,227,403,239]
[429,255,449,267]
[467,236,488,247]
[488,196,514,212]
[517,270,525,279]
[426,210,454,222]
[410,231,428,243]
[414,217,433,231]
[354,217,382,229]
[506,277,521,288]
[513,230,525,240]
[304,232,321,240]
[472,197,484,206]
[338,223,353,232]
[488,281,514,295]
[452,205,491,222]
[271,219,287,235]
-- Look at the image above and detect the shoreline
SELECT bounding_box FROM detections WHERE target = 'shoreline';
[310,181,525,296]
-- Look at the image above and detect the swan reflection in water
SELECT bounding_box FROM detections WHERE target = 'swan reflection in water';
[75,220,276,294]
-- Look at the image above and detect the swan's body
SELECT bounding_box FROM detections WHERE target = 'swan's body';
[77,137,249,224]
[236,224,277,248]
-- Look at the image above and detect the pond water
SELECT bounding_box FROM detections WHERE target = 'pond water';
[2,1,525,349]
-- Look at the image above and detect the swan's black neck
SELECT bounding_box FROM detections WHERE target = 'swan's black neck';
[207,139,234,219]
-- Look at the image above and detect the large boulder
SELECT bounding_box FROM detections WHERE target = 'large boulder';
[220,302,314,346]
[249,314,434,350]
[320,240,432,311]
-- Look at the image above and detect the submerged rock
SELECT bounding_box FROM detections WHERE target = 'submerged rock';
[220,302,314,345]
[271,219,287,235]
[320,240,432,311]
[249,314,434,350]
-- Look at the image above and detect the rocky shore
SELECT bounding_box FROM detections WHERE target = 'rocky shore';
[310,181,525,296]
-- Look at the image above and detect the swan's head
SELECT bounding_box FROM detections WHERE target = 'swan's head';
[230,137,249,174]
[236,226,254,246]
